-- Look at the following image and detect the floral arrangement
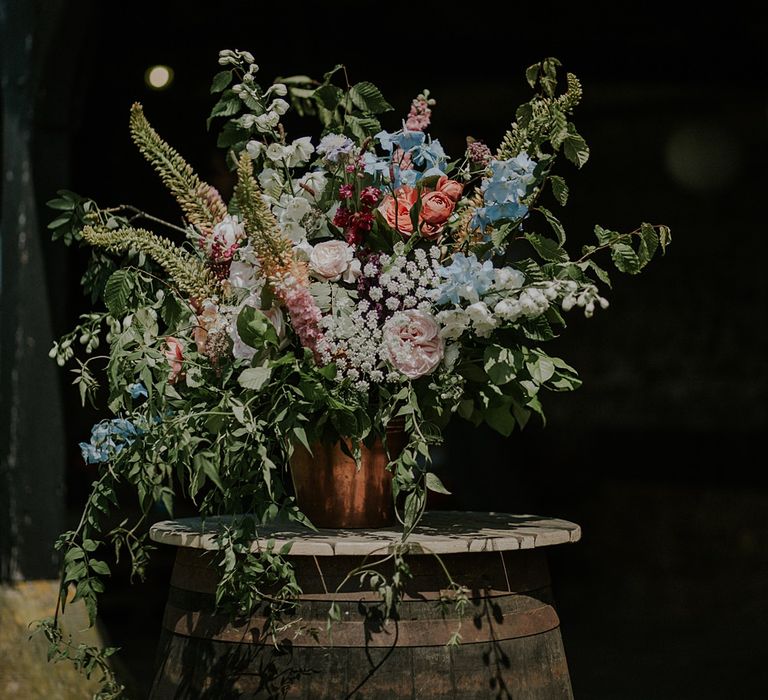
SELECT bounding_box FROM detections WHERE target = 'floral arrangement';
[38,54,668,696]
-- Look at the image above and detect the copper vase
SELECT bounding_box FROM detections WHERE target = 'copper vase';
[289,422,406,529]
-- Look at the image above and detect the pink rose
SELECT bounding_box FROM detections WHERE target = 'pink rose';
[383,309,445,379]
[436,176,464,202]
[420,190,455,226]
[378,186,418,236]
[164,337,184,383]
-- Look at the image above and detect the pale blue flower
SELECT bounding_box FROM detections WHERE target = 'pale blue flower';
[437,253,496,305]
[127,382,148,399]
[362,152,390,180]
[375,129,425,153]
[470,153,537,232]
[410,138,447,170]
[79,418,142,464]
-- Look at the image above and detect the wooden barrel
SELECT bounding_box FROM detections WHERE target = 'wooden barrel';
[149,513,578,699]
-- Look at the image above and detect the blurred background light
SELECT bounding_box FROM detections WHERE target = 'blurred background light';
[144,64,173,90]
[665,122,742,192]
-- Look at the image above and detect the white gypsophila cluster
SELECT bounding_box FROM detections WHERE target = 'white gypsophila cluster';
[317,245,441,393]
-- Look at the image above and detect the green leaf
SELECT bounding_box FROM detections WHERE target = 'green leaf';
[485,401,516,437]
[594,225,620,245]
[563,127,590,168]
[537,206,566,245]
[524,233,567,262]
[103,270,133,316]
[526,355,555,384]
[587,260,612,288]
[540,57,562,97]
[237,366,272,391]
[659,225,672,253]
[46,197,75,211]
[207,91,241,127]
[210,70,233,94]
[348,81,393,114]
[611,243,641,274]
[425,472,451,495]
[314,84,344,111]
[346,114,382,140]
[237,306,278,348]
[483,345,519,385]
[194,452,224,492]
[525,62,540,89]
[89,560,111,576]
[638,223,659,267]
[549,175,569,206]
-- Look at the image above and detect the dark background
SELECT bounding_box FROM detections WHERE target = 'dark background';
[13,0,768,697]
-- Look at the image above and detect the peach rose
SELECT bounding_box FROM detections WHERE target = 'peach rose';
[378,186,418,236]
[164,337,184,383]
[420,190,455,226]
[383,309,444,379]
[419,221,444,240]
[436,176,463,202]
[193,301,221,354]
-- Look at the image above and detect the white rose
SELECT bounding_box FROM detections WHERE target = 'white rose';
[309,240,359,282]
[212,215,245,248]
[466,301,498,337]
[383,310,444,379]
[288,136,314,167]
[228,260,258,289]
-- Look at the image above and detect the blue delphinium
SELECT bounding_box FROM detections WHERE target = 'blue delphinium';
[375,129,425,153]
[127,382,148,399]
[437,253,496,305]
[471,153,538,232]
[79,418,142,465]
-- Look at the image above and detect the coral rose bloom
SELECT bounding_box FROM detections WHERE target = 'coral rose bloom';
[420,190,455,226]
[378,186,418,236]
[436,176,464,202]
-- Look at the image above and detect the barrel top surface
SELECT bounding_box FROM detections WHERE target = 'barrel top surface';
[149,511,581,557]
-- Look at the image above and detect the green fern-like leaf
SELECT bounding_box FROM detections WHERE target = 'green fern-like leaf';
[129,103,228,229]
[82,224,218,300]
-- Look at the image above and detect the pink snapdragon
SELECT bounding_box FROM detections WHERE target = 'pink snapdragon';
[275,275,327,362]
[405,91,436,132]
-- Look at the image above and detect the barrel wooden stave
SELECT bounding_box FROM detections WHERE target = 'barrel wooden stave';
[151,548,573,699]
